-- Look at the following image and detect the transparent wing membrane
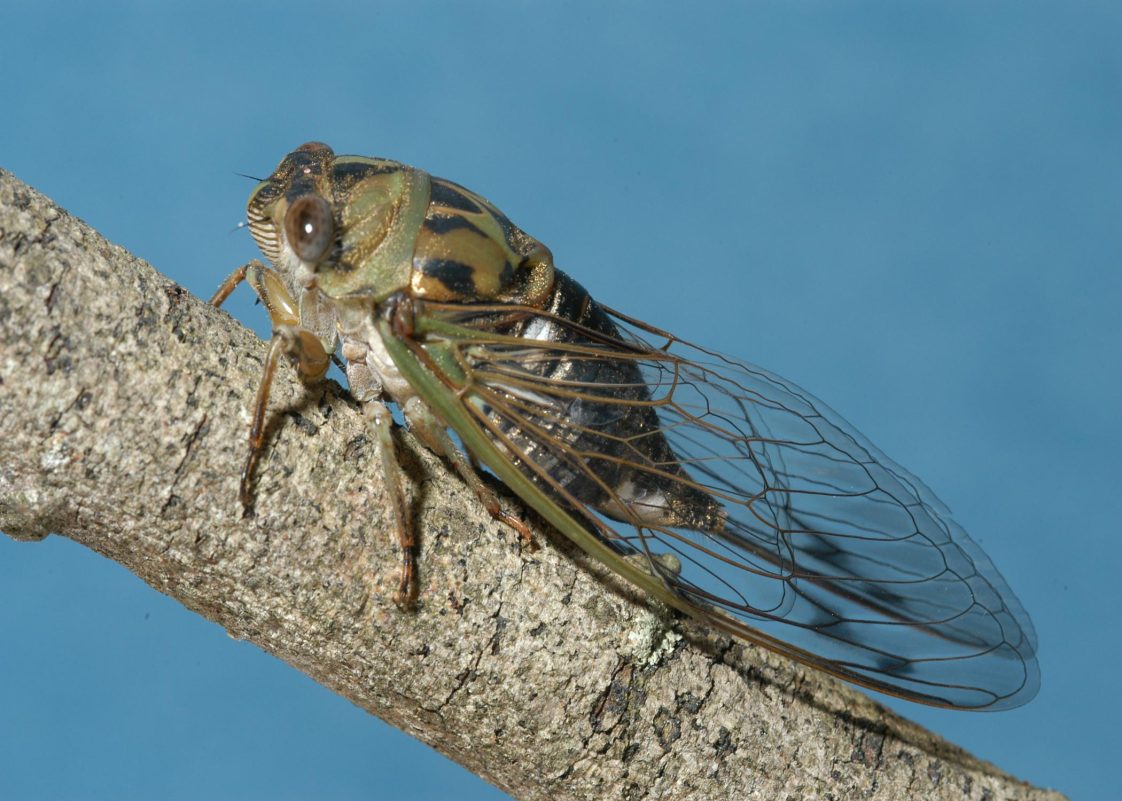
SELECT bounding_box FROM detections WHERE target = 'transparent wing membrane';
[412,301,1039,710]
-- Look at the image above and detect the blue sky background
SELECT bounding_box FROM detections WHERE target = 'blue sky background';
[2,2,1119,799]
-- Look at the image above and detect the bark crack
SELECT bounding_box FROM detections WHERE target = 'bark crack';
[161,410,209,515]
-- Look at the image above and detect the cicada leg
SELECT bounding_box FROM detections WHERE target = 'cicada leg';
[209,263,250,308]
[211,261,331,508]
[361,401,417,608]
[211,260,301,327]
[402,397,536,551]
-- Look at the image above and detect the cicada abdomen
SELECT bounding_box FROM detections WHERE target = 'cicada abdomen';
[440,272,728,535]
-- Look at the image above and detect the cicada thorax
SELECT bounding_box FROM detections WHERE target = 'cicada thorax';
[409,176,556,308]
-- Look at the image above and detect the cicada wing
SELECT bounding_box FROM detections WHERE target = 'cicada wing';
[408,301,1039,710]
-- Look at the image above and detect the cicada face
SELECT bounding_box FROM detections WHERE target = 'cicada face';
[228,142,1039,711]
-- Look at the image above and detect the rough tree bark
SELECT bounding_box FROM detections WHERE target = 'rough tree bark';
[0,169,1064,801]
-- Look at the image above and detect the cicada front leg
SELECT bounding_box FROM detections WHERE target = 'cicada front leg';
[211,260,331,509]
[402,397,536,551]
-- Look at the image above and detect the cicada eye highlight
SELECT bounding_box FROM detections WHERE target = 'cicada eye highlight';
[284,195,334,263]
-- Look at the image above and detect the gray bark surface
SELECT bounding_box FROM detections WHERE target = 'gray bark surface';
[0,169,1065,801]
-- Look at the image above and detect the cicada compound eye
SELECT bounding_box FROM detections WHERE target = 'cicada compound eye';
[284,195,335,264]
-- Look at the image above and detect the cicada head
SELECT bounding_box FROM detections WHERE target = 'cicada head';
[245,142,431,302]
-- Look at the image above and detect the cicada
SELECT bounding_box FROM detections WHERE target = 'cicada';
[211,142,1038,710]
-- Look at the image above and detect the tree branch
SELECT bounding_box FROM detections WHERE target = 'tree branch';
[0,169,1064,801]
